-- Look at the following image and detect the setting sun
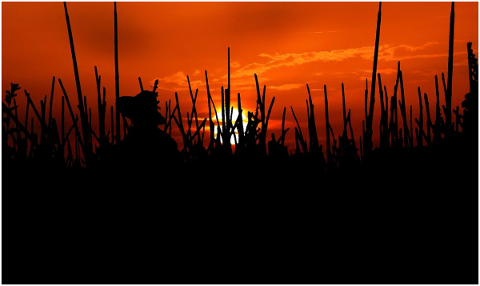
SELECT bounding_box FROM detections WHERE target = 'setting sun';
[211,107,249,145]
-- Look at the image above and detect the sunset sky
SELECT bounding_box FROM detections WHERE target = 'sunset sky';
[2,1,478,153]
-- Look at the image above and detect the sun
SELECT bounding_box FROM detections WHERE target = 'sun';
[212,108,249,145]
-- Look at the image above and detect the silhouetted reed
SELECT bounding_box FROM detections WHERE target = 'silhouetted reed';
[445,2,455,137]
[363,2,382,157]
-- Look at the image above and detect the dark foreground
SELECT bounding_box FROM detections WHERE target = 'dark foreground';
[2,145,478,284]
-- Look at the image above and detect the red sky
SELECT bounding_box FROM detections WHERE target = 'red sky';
[2,1,478,153]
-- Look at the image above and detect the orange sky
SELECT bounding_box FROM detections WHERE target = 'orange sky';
[2,1,478,153]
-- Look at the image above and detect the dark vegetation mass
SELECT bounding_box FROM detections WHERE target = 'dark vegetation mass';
[2,2,478,284]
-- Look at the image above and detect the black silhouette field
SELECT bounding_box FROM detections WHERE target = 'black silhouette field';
[2,1,478,284]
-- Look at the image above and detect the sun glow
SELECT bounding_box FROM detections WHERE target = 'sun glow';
[212,108,249,145]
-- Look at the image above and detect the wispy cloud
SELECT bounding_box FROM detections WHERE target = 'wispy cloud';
[154,71,204,91]
[231,61,241,68]
[230,46,373,79]
[156,71,188,86]
[269,83,304,91]
[379,42,444,61]
[259,46,373,63]
[161,42,448,93]
[309,87,336,92]
[228,42,444,80]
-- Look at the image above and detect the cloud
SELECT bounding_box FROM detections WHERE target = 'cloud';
[154,71,204,91]
[227,42,445,80]
[229,46,376,80]
[268,83,304,91]
[160,42,449,93]
[310,87,336,92]
[378,42,444,61]
[156,71,189,86]
[230,61,241,68]
[259,47,374,63]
